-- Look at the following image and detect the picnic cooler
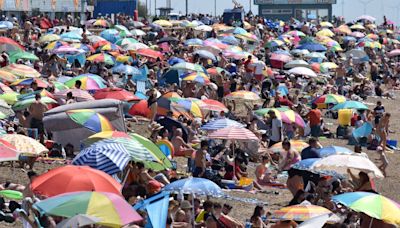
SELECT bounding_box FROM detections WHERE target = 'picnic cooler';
[338,109,352,126]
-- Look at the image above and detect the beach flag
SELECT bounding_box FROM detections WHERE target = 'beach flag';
[73,0,79,10]
[51,0,56,11]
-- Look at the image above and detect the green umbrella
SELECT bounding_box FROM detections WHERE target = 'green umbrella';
[9,51,39,63]
[53,82,69,91]
[12,96,57,111]
[331,101,368,111]
[254,107,291,116]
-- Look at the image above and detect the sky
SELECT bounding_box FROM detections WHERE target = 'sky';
[146,0,400,24]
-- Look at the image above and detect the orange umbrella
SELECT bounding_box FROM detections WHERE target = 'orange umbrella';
[136,48,163,59]
[31,165,122,197]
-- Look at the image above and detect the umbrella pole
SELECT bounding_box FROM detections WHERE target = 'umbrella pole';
[368,217,374,228]
[192,193,195,228]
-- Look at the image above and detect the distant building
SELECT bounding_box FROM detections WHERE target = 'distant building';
[254,0,336,21]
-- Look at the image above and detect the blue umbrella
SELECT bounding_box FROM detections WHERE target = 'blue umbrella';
[72,141,130,175]
[168,57,185,66]
[100,29,120,43]
[0,21,13,29]
[292,158,345,178]
[229,27,247,35]
[201,118,244,131]
[352,122,373,139]
[316,146,353,157]
[184,38,203,46]
[193,50,217,61]
[163,177,224,196]
[274,50,292,56]
[297,42,327,52]
[112,64,141,75]
[343,36,357,42]
[220,35,240,45]
[276,85,289,96]
[60,32,82,41]
[331,101,369,111]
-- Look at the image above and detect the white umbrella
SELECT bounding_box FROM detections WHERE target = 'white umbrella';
[288,67,317,77]
[285,60,310,69]
[86,35,106,44]
[56,214,101,228]
[130,29,146,36]
[123,42,149,51]
[195,25,213,32]
[312,155,384,179]
[298,214,330,228]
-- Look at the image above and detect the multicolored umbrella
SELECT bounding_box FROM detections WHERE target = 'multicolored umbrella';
[316,146,353,157]
[331,101,368,111]
[31,165,122,197]
[0,138,20,162]
[0,69,17,82]
[66,109,114,133]
[136,48,163,59]
[73,141,131,175]
[53,89,94,103]
[1,64,41,78]
[1,134,48,156]
[93,19,110,27]
[184,38,204,46]
[182,72,211,85]
[87,53,115,65]
[33,191,142,227]
[332,192,400,225]
[162,97,203,118]
[201,118,244,131]
[225,90,260,101]
[44,40,69,50]
[52,45,83,55]
[84,131,130,144]
[112,64,141,75]
[208,127,258,141]
[11,78,48,88]
[9,51,39,63]
[0,37,24,52]
[64,74,107,90]
[270,140,309,154]
[272,201,334,221]
[12,96,57,111]
[93,88,139,101]
[193,98,228,112]
[115,37,139,47]
[313,94,346,105]
[256,108,305,128]
[171,62,205,72]
[285,30,306,37]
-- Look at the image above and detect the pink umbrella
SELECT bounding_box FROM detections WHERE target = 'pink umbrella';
[0,139,20,162]
[350,31,365,38]
[208,127,259,141]
[388,49,400,57]
[271,53,292,68]
[53,89,94,104]
[53,45,84,55]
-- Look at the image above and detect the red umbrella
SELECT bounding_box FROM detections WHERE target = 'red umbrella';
[128,100,151,118]
[0,37,24,52]
[136,49,164,59]
[270,53,292,69]
[208,127,259,141]
[93,40,110,49]
[201,99,228,112]
[93,88,140,101]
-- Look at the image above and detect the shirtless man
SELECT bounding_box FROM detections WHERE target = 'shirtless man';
[377,113,391,152]
[28,94,48,143]
[171,128,195,157]
[193,141,208,177]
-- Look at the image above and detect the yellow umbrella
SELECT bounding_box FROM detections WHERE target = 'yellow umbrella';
[0,92,18,105]
[316,29,334,37]
[366,24,377,29]
[243,21,252,29]
[320,21,334,27]
[39,34,60,43]
[350,24,365,30]
[153,20,173,27]
[0,70,17,83]
[1,134,48,156]
[335,24,351,35]
[321,62,338,69]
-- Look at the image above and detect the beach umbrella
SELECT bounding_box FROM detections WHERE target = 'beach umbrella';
[313,94,346,105]
[0,37,24,52]
[83,131,130,143]
[285,60,310,69]
[130,29,146,36]
[98,43,121,52]
[11,78,48,88]
[255,107,305,128]
[153,20,173,27]
[130,21,145,28]
[1,64,40,78]
[0,82,13,94]
[122,42,149,51]
[171,62,205,72]
[201,118,244,131]
[290,49,309,56]
[343,36,357,42]
[66,109,114,133]
[331,101,368,111]
[136,48,163,59]
[39,34,60,43]
[219,35,240,45]
[285,30,306,37]
[44,40,69,50]
[0,21,13,29]
[316,146,353,157]
[53,89,94,103]
[345,49,369,63]
[272,201,334,222]
[320,62,338,72]
[33,191,142,227]
[64,74,107,90]
[184,38,203,46]
[0,92,18,105]
[0,69,17,82]
[157,37,179,44]
[320,21,333,27]
[52,45,84,55]
[265,39,285,49]
[313,155,384,178]
[87,53,115,65]
[332,192,400,225]
[100,29,120,43]
[166,98,203,118]
[0,99,14,117]
[225,90,260,101]
[297,42,327,52]
[208,126,258,141]
[350,31,365,38]
[31,165,122,197]
[289,67,317,77]
[56,214,101,228]
[196,99,228,112]
[115,38,138,47]
[388,49,400,57]
[1,134,48,156]
[9,51,39,63]
[358,41,382,49]
[356,15,376,21]
[270,53,292,68]
[182,72,211,85]
[305,52,326,59]
[0,138,20,162]
[316,29,334,37]
[73,141,131,175]
[335,25,352,35]
[93,19,110,27]
[112,64,141,75]
[93,88,139,101]
[163,177,224,196]
[12,96,57,111]
[195,25,212,32]
[270,140,309,154]
[350,24,366,30]
[60,31,82,41]
[193,50,217,61]
[87,35,107,44]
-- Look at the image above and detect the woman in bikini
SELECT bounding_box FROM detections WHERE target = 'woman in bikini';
[377,113,390,152]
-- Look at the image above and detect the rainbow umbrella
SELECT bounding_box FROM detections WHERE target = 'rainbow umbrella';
[44,40,69,50]
[190,98,228,112]
[332,192,400,225]
[169,98,203,118]
[93,19,110,27]
[98,43,121,52]
[87,53,115,65]
[256,108,305,128]
[66,109,114,133]
[285,30,306,37]
[0,69,17,82]
[0,37,24,52]
[272,201,334,221]
[39,34,60,43]
[225,90,260,101]
[182,72,210,85]
[270,140,309,154]
[1,64,40,78]
[313,94,346,105]
[33,191,142,227]
[84,131,130,144]
[64,74,107,90]
[11,78,48,88]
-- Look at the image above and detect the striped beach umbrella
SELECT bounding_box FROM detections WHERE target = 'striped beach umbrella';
[0,69,17,82]
[0,37,24,52]
[1,64,40,78]
[87,53,115,65]
[73,141,131,175]
[201,118,244,131]
[64,74,107,90]
[272,201,334,221]
[225,90,260,101]
[208,127,258,141]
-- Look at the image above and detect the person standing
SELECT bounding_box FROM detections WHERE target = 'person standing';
[377,113,391,152]
[307,103,322,138]
[268,110,282,147]
[28,94,48,144]
[193,141,208,178]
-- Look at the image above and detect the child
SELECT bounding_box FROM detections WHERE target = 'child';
[377,146,389,177]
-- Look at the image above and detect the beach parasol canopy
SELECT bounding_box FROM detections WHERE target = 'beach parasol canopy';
[195,99,228,112]
[11,78,48,88]
[182,72,211,85]
[153,20,173,27]
[66,109,114,133]
[313,94,346,105]
[288,67,317,77]
[313,155,384,178]
[1,134,48,156]
[184,38,204,46]
[31,165,122,197]
[39,34,60,43]
[193,50,217,61]
[64,73,107,90]
[93,88,139,101]
[270,140,309,154]
[297,42,327,52]
[272,201,335,222]
[335,24,352,35]
[356,15,376,22]
[195,25,213,32]
[201,118,244,131]
[225,90,260,101]
[12,96,57,111]
[130,29,146,36]
[0,37,24,52]
[9,51,39,63]
[87,53,115,65]
[53,89,94,103]
[315,146,353,157]
[171,62,205,72]
[208,126,258,141]
[331,101,368,111]
[316,29,334,37]
[33,191,142,227]
[0,69,17,82]
[1,64,40,78]
[136,48,163,59]
[55,214,101,228]
[73,141,131,175]
[332,192,400,225]
[163,177,224,196]
[388,49,400,57]
[285,60,310,69]
[0,138,20,162]
[60,31,83,41]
